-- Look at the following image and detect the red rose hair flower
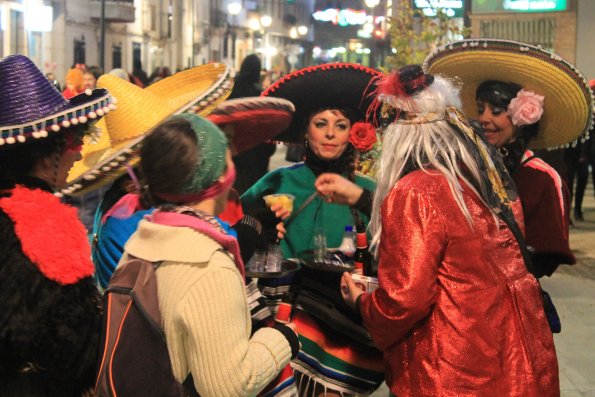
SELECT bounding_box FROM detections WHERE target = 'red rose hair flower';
[349,122,377,152]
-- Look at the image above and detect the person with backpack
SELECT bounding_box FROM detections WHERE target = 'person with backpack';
[96,113,299,397]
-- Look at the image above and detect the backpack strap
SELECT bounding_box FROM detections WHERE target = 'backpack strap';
[107,256,164,335]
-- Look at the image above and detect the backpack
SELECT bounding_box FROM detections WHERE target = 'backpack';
[95,256,200,397]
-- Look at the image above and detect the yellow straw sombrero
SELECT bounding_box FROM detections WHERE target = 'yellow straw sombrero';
[423,39,594,149]
[62,63,233,196]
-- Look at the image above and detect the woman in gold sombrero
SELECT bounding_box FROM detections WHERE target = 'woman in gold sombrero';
[424,38,594,279]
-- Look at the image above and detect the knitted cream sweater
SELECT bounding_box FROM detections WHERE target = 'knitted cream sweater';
[123,220,292,397]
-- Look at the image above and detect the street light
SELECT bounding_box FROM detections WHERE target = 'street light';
[260,15,272,28]
[297,25,308,36]
[259,15,273,69]
[227,1,242,65]
[249,18,261,31]
[289,27,298,39]
[227,2,242,16]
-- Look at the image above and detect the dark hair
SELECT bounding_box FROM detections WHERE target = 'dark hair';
[302,107,358,139]
[140,117,199,206]
[237,54,261,85]
[0,131,72,190]
[476,80,521,109]
[475,80,539,145]
[85,66,103,80]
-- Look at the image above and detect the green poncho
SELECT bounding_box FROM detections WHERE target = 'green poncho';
[241,163,376,259]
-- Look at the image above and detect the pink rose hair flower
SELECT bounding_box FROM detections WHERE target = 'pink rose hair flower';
[508,89,545,127]
[349,122,377,152]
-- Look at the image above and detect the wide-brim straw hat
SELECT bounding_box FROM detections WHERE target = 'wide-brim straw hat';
[0,55,114,147]
[423,39,594,149]
[63,63,233,196]
[261,63,382,143]
[206,96,294,153]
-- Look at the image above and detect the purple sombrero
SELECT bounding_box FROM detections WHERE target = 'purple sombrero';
[261,63,382,143]
[0,55,114,147]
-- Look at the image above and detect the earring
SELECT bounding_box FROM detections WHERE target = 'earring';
[499,146,509,157]
[304,137,309,148]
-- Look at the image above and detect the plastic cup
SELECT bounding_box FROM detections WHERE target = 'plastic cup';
[265,244,283,272]
[248,250,266,273]
[263,194,295,213]
[313,228,327,260]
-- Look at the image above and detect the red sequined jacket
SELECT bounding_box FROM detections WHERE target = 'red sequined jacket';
[359,170,559,397]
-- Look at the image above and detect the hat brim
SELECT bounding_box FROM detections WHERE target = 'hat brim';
[0,88,113,147]
[206,96,294,153]
[63,63,233,196]
[262,63,381,143]
[423,39,594,149]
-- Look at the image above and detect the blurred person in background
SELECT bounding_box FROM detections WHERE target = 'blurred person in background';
[45,72,61,92]
[229,54,278,195]
[62,67,85,99]
[83,66,102,90]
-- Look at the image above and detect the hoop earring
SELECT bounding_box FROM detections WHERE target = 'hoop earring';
[499,146,509,157]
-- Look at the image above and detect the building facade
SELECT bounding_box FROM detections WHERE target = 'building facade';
[0,0,314,85]
[468,0,595,79]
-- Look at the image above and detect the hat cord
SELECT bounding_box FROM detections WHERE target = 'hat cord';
[50,140,64,191]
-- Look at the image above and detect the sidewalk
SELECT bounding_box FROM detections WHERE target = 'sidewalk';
[542,183,595,397]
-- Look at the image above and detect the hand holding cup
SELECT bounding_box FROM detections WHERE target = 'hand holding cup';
[264,194,294,220]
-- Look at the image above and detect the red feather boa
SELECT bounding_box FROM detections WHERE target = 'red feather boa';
[0,186,94,285]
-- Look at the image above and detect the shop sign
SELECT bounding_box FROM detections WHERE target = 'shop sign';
[472,0,567,13]
[312,8,368,26]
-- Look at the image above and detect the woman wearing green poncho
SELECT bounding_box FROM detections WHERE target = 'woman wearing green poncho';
[241,63,385,396]
[240,155,376,259]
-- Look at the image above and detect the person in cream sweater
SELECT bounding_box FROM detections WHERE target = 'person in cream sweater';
[121,113,299,396]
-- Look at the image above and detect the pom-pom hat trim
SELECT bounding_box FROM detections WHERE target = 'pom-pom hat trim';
[0,55,114,146]
[62,63,233,197]
[423,39,594,150]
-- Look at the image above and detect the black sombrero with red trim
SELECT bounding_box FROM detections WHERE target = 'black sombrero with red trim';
[261,63,382,143]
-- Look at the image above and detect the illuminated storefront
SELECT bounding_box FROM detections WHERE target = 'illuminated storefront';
[469,0,577,62]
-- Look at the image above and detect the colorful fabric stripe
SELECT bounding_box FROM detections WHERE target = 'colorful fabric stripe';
[291,311,384,395]
[260,365,298,397]
[245,278,272,326]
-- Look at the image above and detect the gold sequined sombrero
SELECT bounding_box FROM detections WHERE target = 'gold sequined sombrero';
[423,39,594,149]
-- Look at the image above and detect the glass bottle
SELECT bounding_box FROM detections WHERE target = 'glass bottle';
[354,223,373,276]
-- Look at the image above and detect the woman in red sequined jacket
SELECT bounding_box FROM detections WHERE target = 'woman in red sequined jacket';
[341,65,559,397]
